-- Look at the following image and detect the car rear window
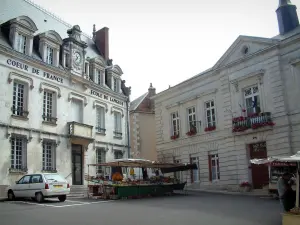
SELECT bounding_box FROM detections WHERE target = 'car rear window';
[44,174,66,182]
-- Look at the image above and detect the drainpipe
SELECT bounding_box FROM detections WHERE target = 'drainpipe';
[126,99,131,158]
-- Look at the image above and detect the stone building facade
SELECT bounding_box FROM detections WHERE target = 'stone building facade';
[152,1,300,191]
[0,0,131,195]
[130,83,157,161]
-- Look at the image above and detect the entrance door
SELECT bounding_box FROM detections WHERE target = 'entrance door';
[72,145,83,185]
[71,99,83,123]
[249,142,269,189]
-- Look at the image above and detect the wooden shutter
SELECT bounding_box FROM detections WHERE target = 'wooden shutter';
[208,154,212,181]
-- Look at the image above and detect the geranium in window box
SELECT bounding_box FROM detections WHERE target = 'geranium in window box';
[232,126,248,132]
[186,128,197,136]
[171,134,179,140]
[251,121,275,129]
[205,126,216,132]
[239,181,252,192]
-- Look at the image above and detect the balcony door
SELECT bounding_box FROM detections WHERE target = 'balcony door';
[71,99,83,123]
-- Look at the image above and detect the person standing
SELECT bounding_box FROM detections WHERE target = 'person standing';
[277,173,292,212]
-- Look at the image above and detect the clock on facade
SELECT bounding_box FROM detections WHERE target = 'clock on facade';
[73,51,82,66]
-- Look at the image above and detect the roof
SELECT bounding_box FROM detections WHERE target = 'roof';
[0,0,101,61]
[129,92,148,111]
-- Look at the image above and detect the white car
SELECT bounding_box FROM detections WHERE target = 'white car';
[7,173,70,203]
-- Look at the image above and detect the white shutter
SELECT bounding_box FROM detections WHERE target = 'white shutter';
[100,107,105,128]
[114,112,118,131]
[16,33,21,52]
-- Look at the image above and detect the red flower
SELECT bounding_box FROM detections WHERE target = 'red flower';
[205,126,216,132]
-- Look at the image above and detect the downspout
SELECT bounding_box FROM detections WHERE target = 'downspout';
[126,99,131,158]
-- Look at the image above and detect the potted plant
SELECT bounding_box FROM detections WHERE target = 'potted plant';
[239,181,252,192]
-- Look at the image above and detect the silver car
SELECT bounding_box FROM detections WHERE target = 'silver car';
[7,173,70,203]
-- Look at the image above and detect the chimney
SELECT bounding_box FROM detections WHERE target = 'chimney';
[148,83,156,97]
[92,24,96,41]
[94,27,109,61]
[276,0,299,35]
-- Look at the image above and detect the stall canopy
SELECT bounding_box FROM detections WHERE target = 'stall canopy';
[88,158,186,168]
[250,151,300,209]
[160,163,198,173]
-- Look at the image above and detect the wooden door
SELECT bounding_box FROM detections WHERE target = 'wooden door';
[249,142,269,189]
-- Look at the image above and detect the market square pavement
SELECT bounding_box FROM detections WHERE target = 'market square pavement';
[0,192,281,225]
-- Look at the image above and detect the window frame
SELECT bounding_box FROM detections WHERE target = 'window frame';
[209,154,220,182]
[42,141,56,172]
[46,45,54,65]
[10,136,27,171]
[190,156,199,183]
[96,148,106,174]
[12,81,29,118]
[171,111,180,136]
[114,150,123,160]
[187,106,196,132]
[42,90,57,123]
[113,111,122,137]
[205,100,216,128]
[96,106,106,133]
[244,85,261,116]
[16,33,27,54]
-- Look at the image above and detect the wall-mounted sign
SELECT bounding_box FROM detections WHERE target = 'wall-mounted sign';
[90,89,124,106]
[6,59,63,84]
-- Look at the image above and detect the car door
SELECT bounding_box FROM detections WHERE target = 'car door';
[14,175,31,198]
[29,174,43,197]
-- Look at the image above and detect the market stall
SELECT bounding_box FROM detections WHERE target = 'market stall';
[87,158,196,200]
[250,152,300,225]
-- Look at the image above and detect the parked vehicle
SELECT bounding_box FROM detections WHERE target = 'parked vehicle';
[7,173,70,203]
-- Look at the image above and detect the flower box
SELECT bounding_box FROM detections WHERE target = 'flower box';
[205,126,216,132]
[186,129,197,136]
[171,134,179,140]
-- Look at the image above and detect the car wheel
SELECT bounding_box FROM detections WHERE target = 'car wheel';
[35,192,44,203]
[58,195,66,202]
[7,190,15,201]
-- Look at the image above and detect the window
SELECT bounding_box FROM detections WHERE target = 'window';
[18,175,30,184]
[42,141,56,171]
[31,175,43,183]
[96,106,105,133]
[190,157,199,183]
[174,159,182,181]
[16,33,27,54]
[209,154,220,181]
[244,86,260,116]
[171,111,180,136]
[114,150,123,159]
[84,62,89,75]
[113,77,117,92]
[43,91,56,123]
[96,148,106,174]
[187,107,196,132]
[46,46,54,65]
[11,136,27,171]
[114,111,122,137]
[12,81,28,117]
[95,69,102,85]
[65,53,70,68]
[205,100,216,128]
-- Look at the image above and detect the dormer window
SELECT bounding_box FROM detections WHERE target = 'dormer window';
[16,33,27,54]
[46,46,54,65]
[64,53,70,68]
[7,16,38,56]
[37,30,63,67]
[113,77,117,92]
[95,69,103,85]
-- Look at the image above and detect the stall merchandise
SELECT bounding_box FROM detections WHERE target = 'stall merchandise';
[87,158,197,199]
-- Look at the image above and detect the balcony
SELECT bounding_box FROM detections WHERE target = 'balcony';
[68,121,94,145]
[232,112,275,133]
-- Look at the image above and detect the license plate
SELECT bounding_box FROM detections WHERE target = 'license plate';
[53,185,63,188]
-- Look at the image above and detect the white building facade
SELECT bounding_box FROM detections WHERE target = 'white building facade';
[0,0,131,193]
[152,1,300,191]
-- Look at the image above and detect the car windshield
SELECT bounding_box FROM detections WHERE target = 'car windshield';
[44,174,66,182]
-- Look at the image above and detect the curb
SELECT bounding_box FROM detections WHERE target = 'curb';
[0,198,7,202]
[184,189,271,198]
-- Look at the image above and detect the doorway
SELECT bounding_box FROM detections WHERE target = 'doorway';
[72,144,83,185]
[249,142,269,189]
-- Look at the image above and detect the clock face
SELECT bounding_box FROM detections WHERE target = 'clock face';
[73,51,81,66]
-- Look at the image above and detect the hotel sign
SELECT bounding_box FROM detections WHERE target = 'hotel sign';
[90,90,124,106]
[6,58,63,83]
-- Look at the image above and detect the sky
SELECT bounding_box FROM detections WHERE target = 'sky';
[32,0,300,100]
